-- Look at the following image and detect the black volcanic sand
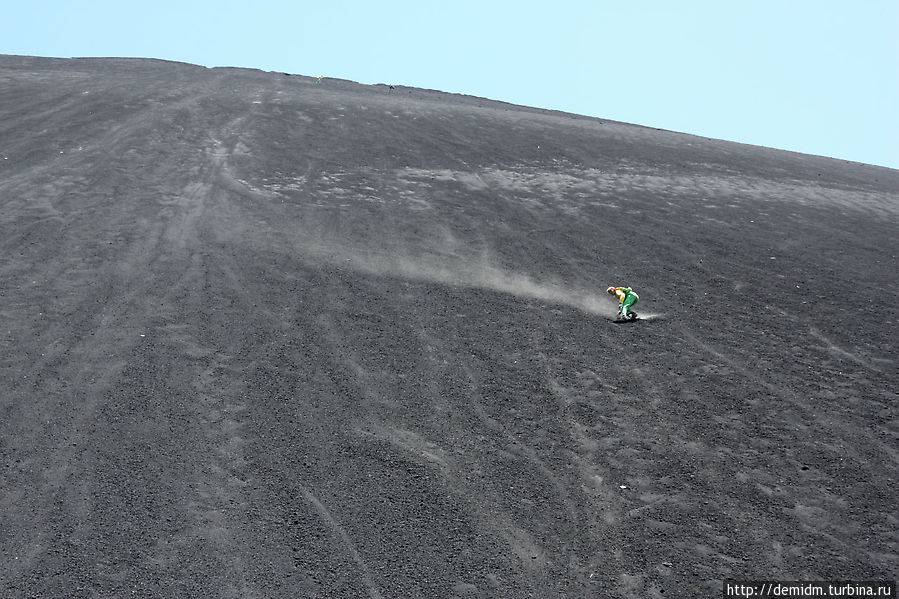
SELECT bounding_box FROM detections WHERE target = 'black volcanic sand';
[1,55,897,598]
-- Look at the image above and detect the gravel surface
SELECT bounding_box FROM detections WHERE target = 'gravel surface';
[1,55,897,598]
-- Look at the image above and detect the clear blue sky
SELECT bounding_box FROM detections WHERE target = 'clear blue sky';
[5,0,898,169]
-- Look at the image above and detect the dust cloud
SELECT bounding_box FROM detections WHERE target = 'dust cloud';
[322,247,615,317]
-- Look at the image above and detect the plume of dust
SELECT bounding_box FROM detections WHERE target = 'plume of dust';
[292,221,618,316]
[337,250,617,317]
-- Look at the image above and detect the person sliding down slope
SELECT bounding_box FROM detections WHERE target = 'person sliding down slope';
[607,286,639,321]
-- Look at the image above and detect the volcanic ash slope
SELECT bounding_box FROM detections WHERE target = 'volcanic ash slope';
[1,55,897,599]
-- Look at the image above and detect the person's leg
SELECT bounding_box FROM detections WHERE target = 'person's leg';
[622,293,638,317]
